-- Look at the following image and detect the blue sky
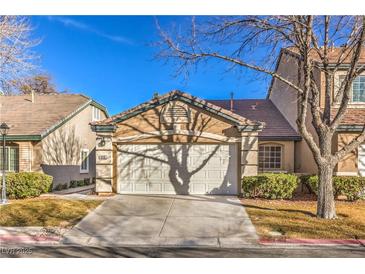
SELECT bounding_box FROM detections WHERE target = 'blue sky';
[31,16,269,115]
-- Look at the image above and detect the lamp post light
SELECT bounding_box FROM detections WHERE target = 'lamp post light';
[0,122,9,205]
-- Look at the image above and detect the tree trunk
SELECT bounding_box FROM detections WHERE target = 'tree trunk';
[316,163,336,219]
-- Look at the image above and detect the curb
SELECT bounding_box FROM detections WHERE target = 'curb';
[260,239,365,247]
[0,235,61,245]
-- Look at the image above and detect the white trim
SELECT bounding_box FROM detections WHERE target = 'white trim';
[334,72,365,105]
[334,171,359,176]
[114,130,241,143]
[92,105,101,122]
[80,148,89,174]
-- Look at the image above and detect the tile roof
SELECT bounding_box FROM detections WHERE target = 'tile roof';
[0,93,91,137]
[284,47,365,63]
[207,99,301,140]
[93,90,262,128]
[331,108,365,125]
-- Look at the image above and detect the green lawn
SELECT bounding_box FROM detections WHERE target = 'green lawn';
[0,197,103,227]
[241,199,365,239]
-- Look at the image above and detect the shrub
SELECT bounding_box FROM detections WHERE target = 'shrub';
[242,173,299,199]
[302,175,365,201]
[77,180,85,187]
[69,180,78,188]
[54,183,68,191]
[0,172,53,199]
[84,178,90,185]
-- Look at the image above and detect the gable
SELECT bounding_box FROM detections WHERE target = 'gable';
[92,90,263,134]
[113,100,243,142]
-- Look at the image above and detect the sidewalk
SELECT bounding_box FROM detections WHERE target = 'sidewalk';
[0,227,69,245]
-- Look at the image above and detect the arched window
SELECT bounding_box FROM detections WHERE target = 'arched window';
[258,143,283,171]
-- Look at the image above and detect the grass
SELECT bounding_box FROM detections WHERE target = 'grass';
[241,199,365,240]
[0,197,103,227]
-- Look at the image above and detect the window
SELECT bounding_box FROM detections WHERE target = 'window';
[92,106,101,122]
[259,144,282,171]
[0,146,19,172]
[80,149,89,173]
[338,75,365,103]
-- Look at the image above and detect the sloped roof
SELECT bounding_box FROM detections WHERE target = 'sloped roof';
[331,108,365,125]
[93,90,263,131]
[0,93,107,139]
[207,99,301,140]
[284,47,365,63]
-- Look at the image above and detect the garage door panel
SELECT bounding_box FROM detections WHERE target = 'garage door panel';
[117,144,237,195]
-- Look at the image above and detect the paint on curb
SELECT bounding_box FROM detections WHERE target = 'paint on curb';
[260,238,365,245]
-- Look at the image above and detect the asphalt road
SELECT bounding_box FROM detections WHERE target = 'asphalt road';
[1,245,365,258]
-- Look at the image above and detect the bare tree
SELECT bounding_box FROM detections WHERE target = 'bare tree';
[157,16,365,219]
[0,16,38,94]
[13,74,58,94]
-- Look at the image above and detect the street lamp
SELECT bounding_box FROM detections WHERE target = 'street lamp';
[0,122,9,205]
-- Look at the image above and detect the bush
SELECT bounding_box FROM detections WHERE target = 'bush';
[242,173,299,199]
[84,178,90,185]
[301,175,365,201]
[54,183,68,191]
[69,180,78,188]
[77,180,85,187]
[0,172,53,199]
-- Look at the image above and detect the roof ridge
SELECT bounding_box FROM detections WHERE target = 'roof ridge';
[93,90,263,128]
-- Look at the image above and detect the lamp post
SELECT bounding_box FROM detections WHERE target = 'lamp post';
[0,122,9,205]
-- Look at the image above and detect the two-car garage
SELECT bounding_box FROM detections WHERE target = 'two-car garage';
[116,144,238,195]
[93,91,261,196]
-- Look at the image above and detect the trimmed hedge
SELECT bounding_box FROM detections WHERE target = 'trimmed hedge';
[242,173,299,199]
[1,172,53,199]
[301,175,365,201]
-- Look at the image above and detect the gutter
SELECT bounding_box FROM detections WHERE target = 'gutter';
[4,135,42,141]
[336,124,364,132]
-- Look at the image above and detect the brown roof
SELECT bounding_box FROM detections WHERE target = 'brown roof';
[94,90,262,128]
[207,99,301,140]
[331,108,365,125]
[284,47,365,63]
[0,93,91,137]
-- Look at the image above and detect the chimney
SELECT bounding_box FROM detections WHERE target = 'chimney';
[31,90,35,103]
[230,92,234,112]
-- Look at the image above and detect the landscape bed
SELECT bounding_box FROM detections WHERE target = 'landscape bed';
[241,199,365,240]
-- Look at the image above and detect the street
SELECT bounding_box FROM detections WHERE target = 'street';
[1,245,365,258]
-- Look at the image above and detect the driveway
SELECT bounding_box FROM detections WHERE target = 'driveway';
[62,195,258,248]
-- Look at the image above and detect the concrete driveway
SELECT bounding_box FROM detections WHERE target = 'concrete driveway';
[63,195,258,248]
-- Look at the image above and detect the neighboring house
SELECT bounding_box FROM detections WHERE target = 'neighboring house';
[91,90,299,195]
[0,93,108,187]
[268,47,365,176]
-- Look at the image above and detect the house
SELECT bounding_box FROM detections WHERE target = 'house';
[0,93,108,187]
[268,47,365,176]
[91,90,299,195]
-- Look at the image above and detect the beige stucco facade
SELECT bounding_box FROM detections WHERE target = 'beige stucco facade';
[269,50,365,176]
[95,99,260,195]
[6,104,107,187]
[334,132,360,175]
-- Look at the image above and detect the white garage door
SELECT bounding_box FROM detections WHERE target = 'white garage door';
[117,144,238,195]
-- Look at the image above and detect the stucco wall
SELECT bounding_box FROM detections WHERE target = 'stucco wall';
[335,132,359,174]
[38,104,106,186]
[269,52,319,174]
[95,100,260,194]
[113,102,241,142]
